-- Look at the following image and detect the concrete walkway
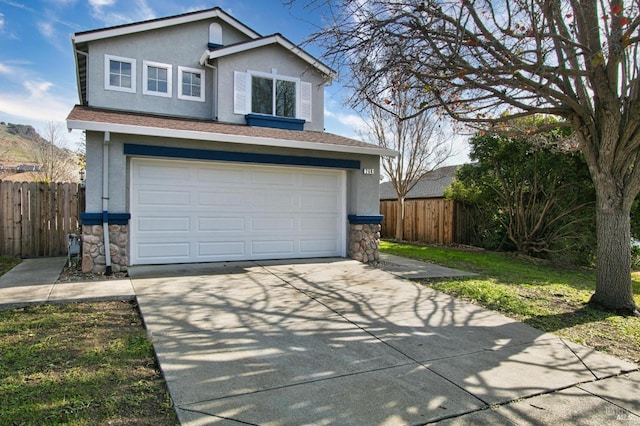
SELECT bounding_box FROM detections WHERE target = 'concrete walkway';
[0,256,638,425]
[0,257,135,310]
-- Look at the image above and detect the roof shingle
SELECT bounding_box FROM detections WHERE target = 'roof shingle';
[67,105,395,156]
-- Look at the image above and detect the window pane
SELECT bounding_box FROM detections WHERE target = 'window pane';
[181,71,201,98]
[276,80,296,118]
[147,66,168,93]
[251,76,273,115]
[110,60,132,88]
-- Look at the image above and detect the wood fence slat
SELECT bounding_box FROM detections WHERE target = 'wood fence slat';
[0,182,7,255]
[380,198,461,244]
[0,180,84,258]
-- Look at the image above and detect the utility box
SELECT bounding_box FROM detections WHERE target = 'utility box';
[67,234,82,266]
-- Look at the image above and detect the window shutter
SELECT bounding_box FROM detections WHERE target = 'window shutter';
[234,71,247,114]
[300,81,312,121]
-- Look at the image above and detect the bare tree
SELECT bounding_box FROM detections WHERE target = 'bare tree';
[360,76,452,240]
[301,0,640,315]
[34,122,78,183]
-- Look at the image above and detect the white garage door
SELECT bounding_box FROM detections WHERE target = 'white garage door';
[130,158,346,265]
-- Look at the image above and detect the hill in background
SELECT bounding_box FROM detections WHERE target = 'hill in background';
[0,122,81,182]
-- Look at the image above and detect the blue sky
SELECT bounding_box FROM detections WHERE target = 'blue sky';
[0,0,468,163]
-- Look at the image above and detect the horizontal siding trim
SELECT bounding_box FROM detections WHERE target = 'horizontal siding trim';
[123,143,361,169]
[348,215,384,225]
[81,212,131,225]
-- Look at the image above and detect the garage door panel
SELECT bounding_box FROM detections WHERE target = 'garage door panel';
[198,241,245,257]
[138,217,190,232]
[251,170,295,186]
[197,167,245,184]
[252,240,294,256]
[131,158,345,265]
[300,216,338,231]
[138,242,191,260]
[199,192,245,208]
[300,239,337,254]
[137,190,191,207]
[300,193,339,211]
[198,217,245,232]
[252,192,295,210]
[300,172,340,188]
[137,163,191,183]
[252,217,294,231]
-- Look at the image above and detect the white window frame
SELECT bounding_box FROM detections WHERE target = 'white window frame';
[142,61,172,98]
[178,66,205,102]
[104,54,136,93]
[234,70,312,121]
[249,70,300,118]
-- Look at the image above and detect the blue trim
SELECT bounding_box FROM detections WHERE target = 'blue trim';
[81,213,131,226]
[348,215,384,225]
[207,42,224,49]
[123,144,361,169]
[245,114,305,131]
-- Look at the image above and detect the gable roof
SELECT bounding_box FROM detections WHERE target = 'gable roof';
[380,165,461,200]
[204,34,336,79]
[71,8,260,106]
[71,7,336,104]
[72,7,261,44]
[66,105,397,157]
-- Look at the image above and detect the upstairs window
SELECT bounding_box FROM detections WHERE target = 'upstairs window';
[105,54,136,93]
[178,66,205,102]
[251,76,296,118]
[235,70,311,121]
[143,61,172,97]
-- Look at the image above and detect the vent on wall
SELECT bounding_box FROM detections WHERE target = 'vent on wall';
[208,22,223,49]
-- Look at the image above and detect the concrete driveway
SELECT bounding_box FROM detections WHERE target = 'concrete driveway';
[128,258,638,425]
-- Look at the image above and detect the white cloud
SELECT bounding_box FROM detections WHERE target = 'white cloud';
[37,21,55,38]
[324,108,368,135]
[89,0,156,26]
[0,79,72,123]
[0,13,5,31]
[0,63,12,75]
[24,80,54,97]
[46,0,77,5]
[89,0,115,7]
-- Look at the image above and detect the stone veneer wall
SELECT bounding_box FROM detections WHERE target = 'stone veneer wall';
[348,223,381,264]
[82,224,129,274]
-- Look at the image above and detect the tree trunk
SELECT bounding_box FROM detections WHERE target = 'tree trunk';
[590,195,638,315]
[395,197,405,240]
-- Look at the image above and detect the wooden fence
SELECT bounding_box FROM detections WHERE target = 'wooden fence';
[0,180,85,258]
[380,198,472,244]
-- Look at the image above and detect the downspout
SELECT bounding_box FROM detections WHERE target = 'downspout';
[102,131,112,276]
[199,51,218,120]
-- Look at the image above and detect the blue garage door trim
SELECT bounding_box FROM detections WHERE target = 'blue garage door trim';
[123,144,361,170]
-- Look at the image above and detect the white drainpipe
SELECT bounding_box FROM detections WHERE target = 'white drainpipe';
[102,131,112,276]
[199,51,218,120]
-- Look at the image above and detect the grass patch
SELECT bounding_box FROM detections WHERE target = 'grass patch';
[0,256,20,276]
[381,241,640,364]
[0,301,178,425]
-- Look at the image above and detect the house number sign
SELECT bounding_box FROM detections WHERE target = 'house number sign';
[363,168,375,175]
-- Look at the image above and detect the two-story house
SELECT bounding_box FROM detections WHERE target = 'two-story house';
[66,7,395,274]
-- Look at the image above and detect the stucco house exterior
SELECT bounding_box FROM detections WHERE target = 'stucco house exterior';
[66,7,395,274]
